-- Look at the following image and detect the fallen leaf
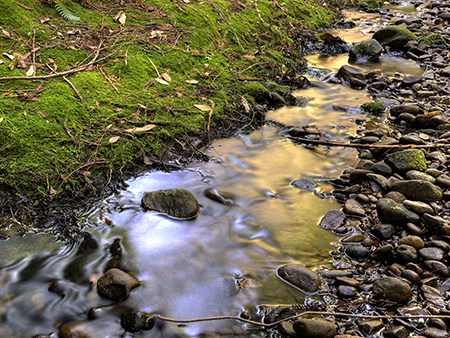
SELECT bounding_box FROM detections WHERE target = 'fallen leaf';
[160,72,172,82]
[125,124,156,133]
[183,0,190,3]
[155,78,169,85]
[194,104,212,111]
[106,123,113,129]
[2,30,11,38]
[185,79,199,84]
[0,117,3,123]
[40,17,51,24]
[49,186,57,195]
[114,11,127,25]
[0,60,4,65]
[108,136,120,144]
[143,155,153,165]
[26,64,35,77]
[137,103,147,109]
[150,30,165,38]
[242,53,256,59]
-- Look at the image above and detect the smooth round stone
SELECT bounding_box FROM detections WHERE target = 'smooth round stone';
[403,200,435,214]
[405,262,423,275]
[377,198,420,224]
[435,175,450,188]
[293,318,337,338]
[385,191,406,203]
[399,133,426,145]
[338,285,358,297]
[405,222,424,236]
[344,199,366,217]
[373,276,413,304]
[141,189,200,219]
[427,151,447,163]
[426,169,445,178]
[419,247,445,261]
[423,260,450,277]
[422,213,447,230]
[401,269,421,284]
[370,244,394,261]
[405,170,436,183]
[370,161,393,176]
[391,180,443,202]
[345,245,372,259]
[277,264,321,293]
[97,268,141,301]
[396,244,418,263]
[399,235,424,249]
[372,223,396,239]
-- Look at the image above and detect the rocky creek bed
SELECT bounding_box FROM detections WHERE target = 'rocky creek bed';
[2,0,450,337]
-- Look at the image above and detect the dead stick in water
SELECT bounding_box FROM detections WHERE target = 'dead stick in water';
[289,137,450,149]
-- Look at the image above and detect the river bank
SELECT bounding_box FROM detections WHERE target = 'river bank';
[0,0,357,237]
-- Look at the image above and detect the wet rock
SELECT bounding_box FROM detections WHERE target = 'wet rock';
[372,25,417,50]
[423,260,449,277]
[435,175,450,189]
[391,180,442,202]
[370,244,394,261]
[421,285,446,308]
[277,264,321,293]
[419,247,445,261]
[359,320,384,335]
[405,170,436,183]
[291,178,317,191]
[385,149,427,173]
[421,327,449,338]
[121,310,155,332]
[372,223,396,239]
[337,285,358,297]
[390,104,421,117]
[367,173,389,190]
[292,318,336,338]
[60,321,97,338]
[97,268,141,301]
[405,222,424,236]
[337,65,365,84]
[377,198,420,224]
[345,244,372,259]
[402,75,422,87]
[385,191,406,203]
[373,276,412,304]
[403,200,435,214]
[370,161,393,176]
[399,133,426,145]
[204,188,233,206]
[396,244,418,264]
[343,199,365,217]
[384,325,410,338]
[319,210,346,230]
[422,213,447,230]
[398,235,424,249]
[401,269,421,284]
[141,189,199,219]
[349,39,383,62]
[427,151,447,164]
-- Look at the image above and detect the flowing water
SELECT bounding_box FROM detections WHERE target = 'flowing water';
[0,11,423,338]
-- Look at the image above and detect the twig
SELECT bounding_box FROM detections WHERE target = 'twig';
[154,311,450,328]
[238,77,263,81]
[0,42,112,81]
[62,76,84,102]
[288,137,450,149]
[98,66,119,93]
[56,160,109,192]
[147,57,160,77]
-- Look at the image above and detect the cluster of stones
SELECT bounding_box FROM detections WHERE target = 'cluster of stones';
[277,1,450,337]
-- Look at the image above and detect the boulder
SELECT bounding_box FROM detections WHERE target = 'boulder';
[391,180,442,202]
[385,149,426,173]
[373,276,412,304]
[349,39,383,62]
[372,25,417,50]
[292,318,336,338]
[337,65,365,84]
[141,188,199,219]
[277,264,321,293]
[97,268,141,301]
[376,198,420,224]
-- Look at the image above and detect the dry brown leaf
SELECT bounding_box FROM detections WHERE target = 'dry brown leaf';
[185,79,199,84]
[40,17,51,24]
[242,53,256,59]
[160,72,172,82]
[114,11,127,25]
[109,136,120,144]
[125,124,156,133]
[194,104,212,111]
[241,96,250,114]
[0,60,4,65]
[26,65,35,77]
[2,53,14,60]
[8,62,15,70]
[2,30,11,38]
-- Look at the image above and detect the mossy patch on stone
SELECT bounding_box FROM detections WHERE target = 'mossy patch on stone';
[361,101,386,114]
[419,33,446,46]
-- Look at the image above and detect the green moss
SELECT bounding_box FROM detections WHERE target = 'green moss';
[419,33,446,46]
[361,101,386,114]
[0,0,336,204]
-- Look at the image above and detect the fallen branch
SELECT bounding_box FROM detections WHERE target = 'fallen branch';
[288,137,450,149]
[154,310,450,328]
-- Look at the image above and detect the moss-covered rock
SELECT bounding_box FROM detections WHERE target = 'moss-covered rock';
[239,82,270,103]
[349,39,383,62]
[385,149,427,172]
[419,33,446,46]
[372,25,417,50]
[361,101,386,114]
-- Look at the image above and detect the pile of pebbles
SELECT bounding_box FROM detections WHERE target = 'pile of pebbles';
[275,0,450,337]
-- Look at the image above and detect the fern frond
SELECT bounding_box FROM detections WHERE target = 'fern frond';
[55,1,81,22]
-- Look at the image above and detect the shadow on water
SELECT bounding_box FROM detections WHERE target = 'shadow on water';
[0,42,419,337]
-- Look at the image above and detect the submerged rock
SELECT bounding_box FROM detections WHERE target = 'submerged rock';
[97,268,141,301]
[277,264,321,293]
[319,210,346,230]
[141,188,199,219]
[121,310,155,332]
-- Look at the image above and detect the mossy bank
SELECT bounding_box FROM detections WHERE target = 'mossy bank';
[0,0,340,235]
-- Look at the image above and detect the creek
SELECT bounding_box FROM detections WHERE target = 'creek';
[0,8,424,338]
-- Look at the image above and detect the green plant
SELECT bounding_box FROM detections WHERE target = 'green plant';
[55,1,81,21]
